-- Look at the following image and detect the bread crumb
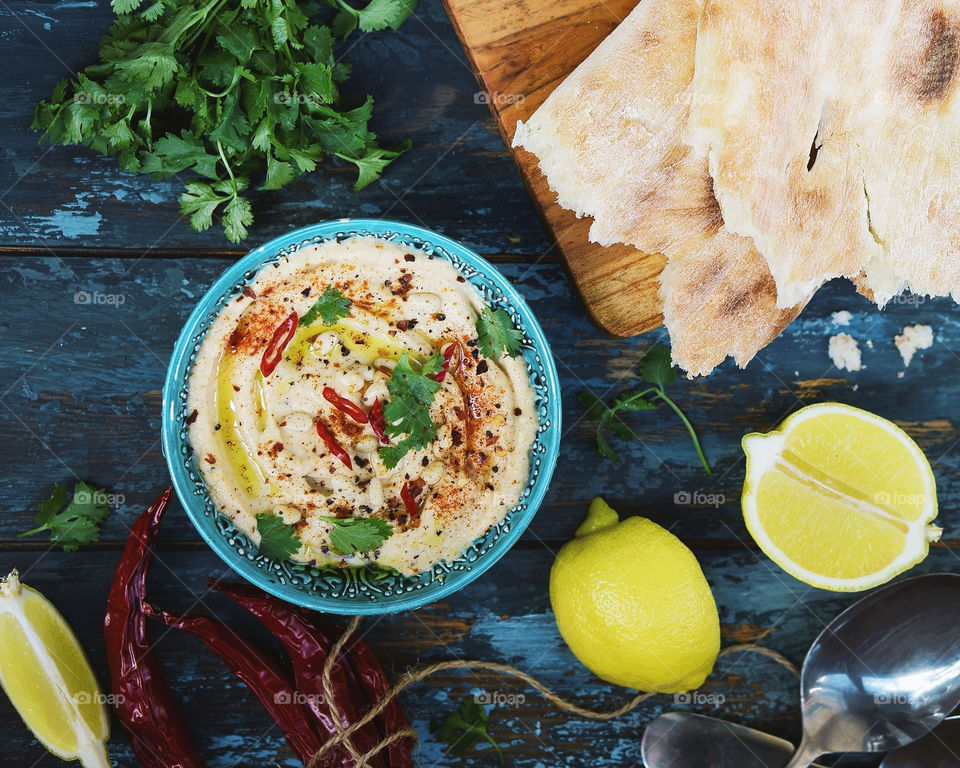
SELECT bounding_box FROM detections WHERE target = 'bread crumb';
[897,371,904,378]
[828,333,862,372]
[831,310,853,326]
[894,324,933,367]
[866,339,873,349]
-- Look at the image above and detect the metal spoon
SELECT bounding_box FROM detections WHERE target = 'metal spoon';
[641,711,826,768]
[879,717,960,768]
[641,711,960,768]
[641,574,960,768]
[783,573,960,767]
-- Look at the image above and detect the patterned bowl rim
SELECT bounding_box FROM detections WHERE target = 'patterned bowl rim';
[161,219,562,614]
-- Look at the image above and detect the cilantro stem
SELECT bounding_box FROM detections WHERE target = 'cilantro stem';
[18,523,48,538]
[649,388,712,475]
[216,139,236,186]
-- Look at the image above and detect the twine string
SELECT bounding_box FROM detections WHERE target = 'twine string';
[307,617,800,768]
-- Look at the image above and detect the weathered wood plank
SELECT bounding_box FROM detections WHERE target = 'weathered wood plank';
[1,255,959,550]
[0,0,552,255]
[0,545,920,767]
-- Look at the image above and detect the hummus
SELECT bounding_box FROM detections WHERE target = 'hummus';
[187,236,538,575]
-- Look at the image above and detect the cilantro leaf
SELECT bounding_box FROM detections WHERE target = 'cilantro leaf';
[300,285,352,326]
[30,0,413,243]
[637,343,677,389]
[379,353,443,468]
[476,306,523,360]
[20,481,113,552]
[323,516,393,555]
[580,343,711,474]
[254,512,302,560]
[431,696,504,764]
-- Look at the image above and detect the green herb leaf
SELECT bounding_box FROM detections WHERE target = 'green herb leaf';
[255,512,302,560]
[637,343,677,389]
[30,0,413,243]
[378,352,443,468]
[476,306,523,360]
[431,696,504,764]
[323,516,393,554]
[300,285,352,326]
[581,344,711,474]
[20,481,113,552]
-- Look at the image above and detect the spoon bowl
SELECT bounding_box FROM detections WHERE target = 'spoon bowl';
[786,573,960,767]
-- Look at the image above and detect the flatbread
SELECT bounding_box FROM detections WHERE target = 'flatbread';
[688,0,960,306]
[686,0,881,308]
[513,0,806,376]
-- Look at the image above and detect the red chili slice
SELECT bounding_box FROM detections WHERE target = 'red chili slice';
[322,386,369,424]
[400,481,418,518]
[369,398,389,445]
[259,311,298,377]
[435,342,461,382]
[316,419,352,469]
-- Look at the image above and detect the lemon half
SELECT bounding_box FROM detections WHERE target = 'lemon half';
[742,403,941,592]
[0,570,111,767]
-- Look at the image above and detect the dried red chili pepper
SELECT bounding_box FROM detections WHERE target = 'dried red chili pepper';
[144,605,323,764]
[104,489,206,768]
[323,386,369,424]
[316,419,352,469]
[209,580,389,768]
[400,481,419,519]
[435,342,461,382]
[260,311,298,377]
[369,398,389,445]
[341,629,414,767]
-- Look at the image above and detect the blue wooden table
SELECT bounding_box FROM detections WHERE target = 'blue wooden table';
[2,2,957,766]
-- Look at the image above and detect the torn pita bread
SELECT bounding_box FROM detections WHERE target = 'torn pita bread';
[513,0,806,376]
[688,0,960,307]
[686,0,881,309]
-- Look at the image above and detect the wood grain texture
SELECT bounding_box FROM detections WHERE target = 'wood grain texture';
[441,0,665,337]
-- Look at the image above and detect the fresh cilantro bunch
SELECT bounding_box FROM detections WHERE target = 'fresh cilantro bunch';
[20,481,114,551]
[30,0,416,243]
[579,344,712,474]
[379,352,443,468]
[431,696,504,764]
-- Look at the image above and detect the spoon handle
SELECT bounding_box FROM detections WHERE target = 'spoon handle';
[782,739,822,768]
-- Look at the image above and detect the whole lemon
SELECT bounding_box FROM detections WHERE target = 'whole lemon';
[549,498,720,692]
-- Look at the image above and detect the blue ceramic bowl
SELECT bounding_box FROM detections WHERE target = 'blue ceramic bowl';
[162,219,561,614]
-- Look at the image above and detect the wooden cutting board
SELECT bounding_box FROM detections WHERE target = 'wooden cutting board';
[441,0,662,337]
